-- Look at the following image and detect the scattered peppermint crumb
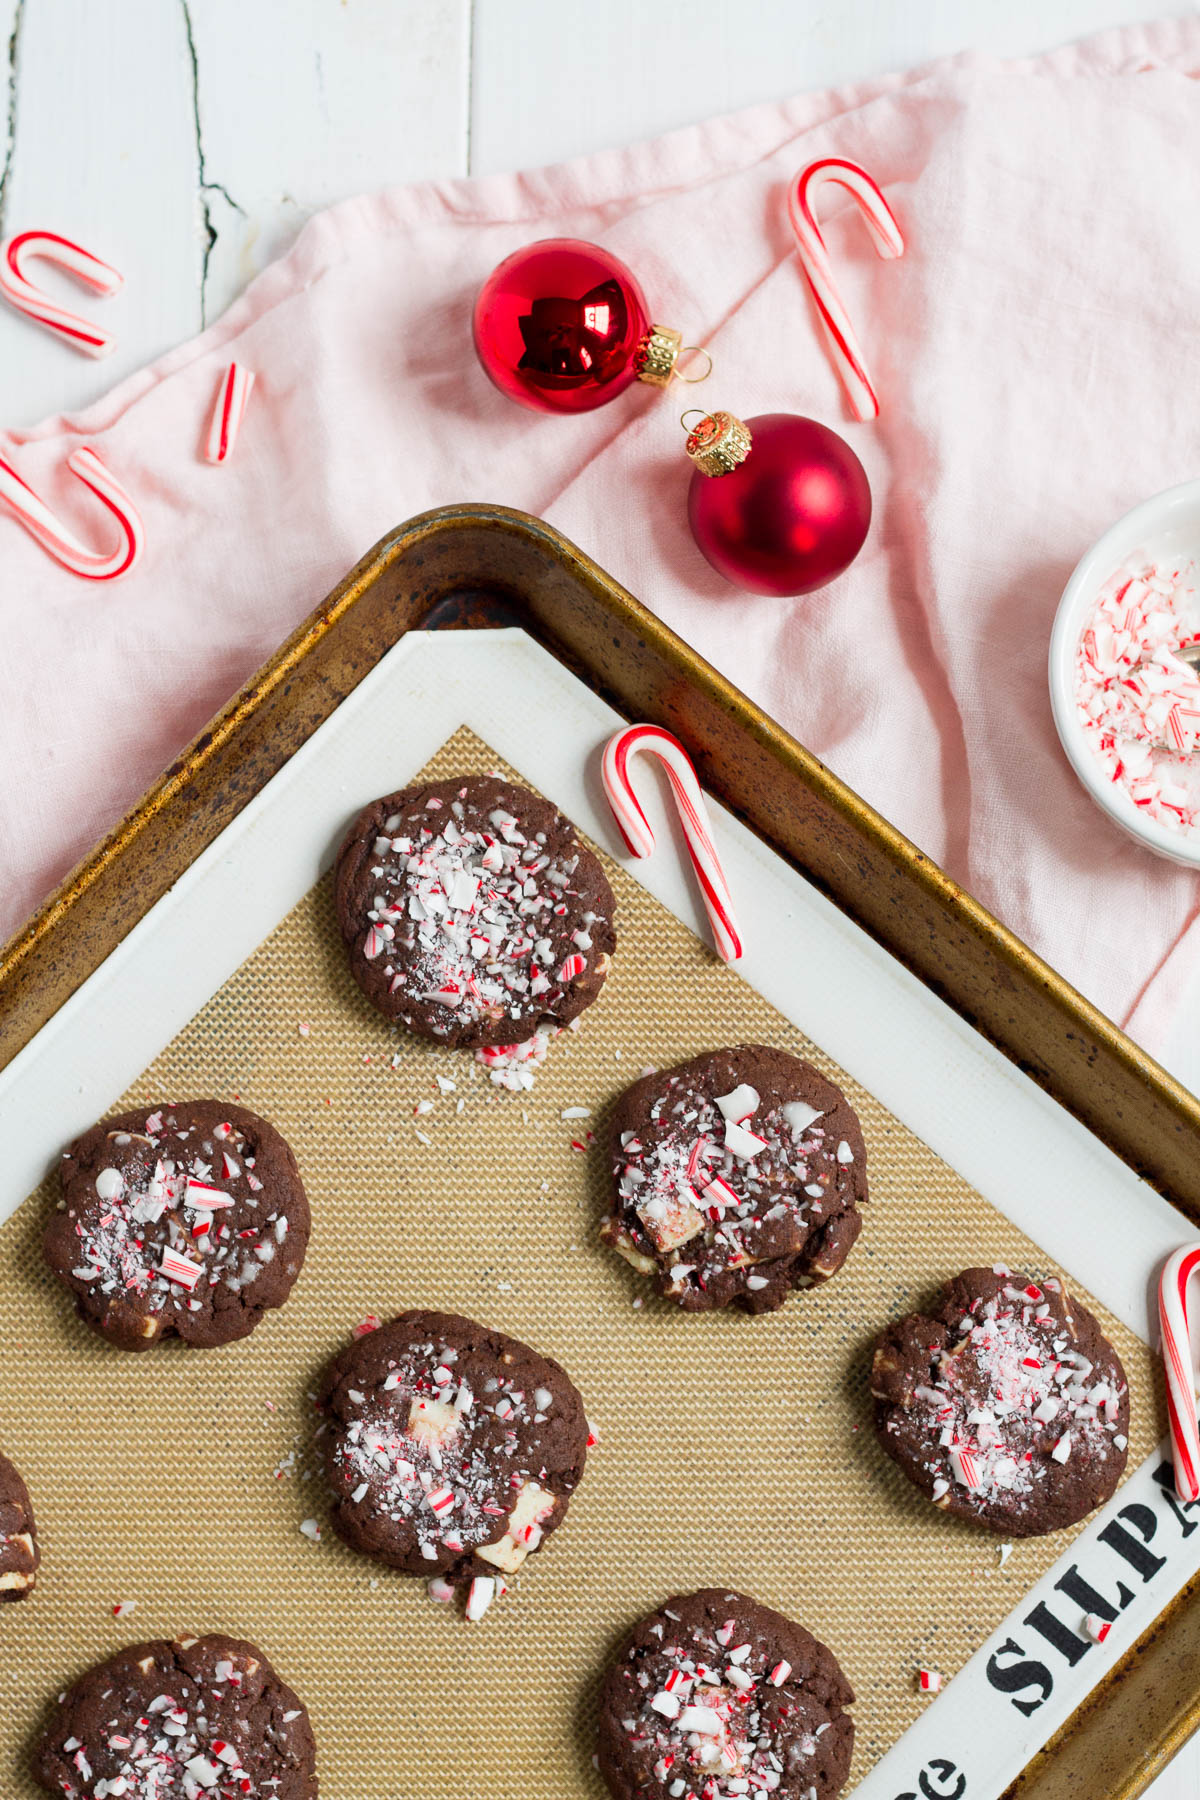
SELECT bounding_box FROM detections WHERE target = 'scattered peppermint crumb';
[297,1022,311,1038]
[414,1099,435,1116]
[998,1543,1013,1568]
[561,1106,591,1120]
[111,1600,137,1618]
[299,1518,322,1542]
[436,1076,457,1093]
[414,1129,433,1146]
[497,1280,513,1293]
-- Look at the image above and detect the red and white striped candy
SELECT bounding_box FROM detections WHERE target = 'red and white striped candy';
[205,361,256,465]
[601,723,742,963]
[0,445,143,580]
[465,1575,495,1621]
[0,230,122,357]
[1159,1245,1200,1500]
[787,157,904,422]
[917,1668,943,1693]
[184,1178,233,1209]
[159,1248,204,1290]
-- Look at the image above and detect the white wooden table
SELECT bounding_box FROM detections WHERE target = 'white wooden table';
[2,3,1197,1791]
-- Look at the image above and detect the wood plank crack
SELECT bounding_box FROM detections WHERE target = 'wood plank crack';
[0,0,25,235]
[179,0,244,323]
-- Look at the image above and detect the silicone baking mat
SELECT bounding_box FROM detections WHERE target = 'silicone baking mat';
[0,726,1162,1798]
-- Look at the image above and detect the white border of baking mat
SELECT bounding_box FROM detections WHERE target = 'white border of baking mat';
[1,629,1196,1800]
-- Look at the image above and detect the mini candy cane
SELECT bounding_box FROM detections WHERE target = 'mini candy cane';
[1159,1245,1200,1500]
[0,230,123,357]
[205,361,256,465]
[787,157,904,422]
[0,445,144,580]
[601,723,743,962]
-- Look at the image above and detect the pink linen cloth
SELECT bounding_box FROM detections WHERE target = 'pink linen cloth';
[2,19,1199,1057]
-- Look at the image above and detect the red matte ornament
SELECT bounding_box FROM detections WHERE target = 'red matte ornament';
[473,237,701,415]
[684,410,871,597]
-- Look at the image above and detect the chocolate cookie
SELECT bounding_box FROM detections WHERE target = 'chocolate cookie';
[334,774,616,1049]
[601,1045,867,1312]
[319,1310,589,1610]
[871,1264,1130,1536]
[597,1588,855,1800]
[46,1101,310,1352]
[0,1448,38,1601]
[33,1632,317,1798]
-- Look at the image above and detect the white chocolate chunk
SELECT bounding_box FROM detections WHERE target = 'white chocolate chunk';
[605,1228,658,1275]
[0,1569,32,1591]
[406,1397,461,1449]
[637,1191,704,1253]
[475,1480,557,1573]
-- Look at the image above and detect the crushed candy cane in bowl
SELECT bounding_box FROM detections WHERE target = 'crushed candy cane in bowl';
[1050,478,1200,866]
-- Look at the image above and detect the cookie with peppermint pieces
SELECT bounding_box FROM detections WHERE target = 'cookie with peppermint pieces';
[598,1587,855,1800]
[872,1265,1130,1535]
[46,1101,310,1351]
[318,1309,590,1617]
[33,1633,318,1799]
[334,774,616,1050]
[601,1045,867,1312]
[0,1448,38,1601]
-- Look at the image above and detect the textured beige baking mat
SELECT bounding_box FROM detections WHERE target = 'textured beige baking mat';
[0,726,1163,1798]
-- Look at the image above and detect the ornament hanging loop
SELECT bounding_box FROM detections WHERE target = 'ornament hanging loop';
[673,346,713,385]
[679,408,709,432]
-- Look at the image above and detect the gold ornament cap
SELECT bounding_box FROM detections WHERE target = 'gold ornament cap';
[633,323,684,387]
[683,409,753,477]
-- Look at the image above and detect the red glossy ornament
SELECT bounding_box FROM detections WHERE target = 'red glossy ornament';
[473,237,689,415]
[685,410,871,596]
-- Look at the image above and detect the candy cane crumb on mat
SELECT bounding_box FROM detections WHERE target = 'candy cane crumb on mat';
[0,446,144,581]
[600,723,743,963]
[0,230,123,358]
[787,157,904,422]
[1158,1244,1200,1499]
[205,362,256,465]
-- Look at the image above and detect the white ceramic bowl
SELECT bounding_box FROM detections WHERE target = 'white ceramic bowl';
[1049,476,1200,869]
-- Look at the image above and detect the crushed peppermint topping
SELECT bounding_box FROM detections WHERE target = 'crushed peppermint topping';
[888,1278,1126,1517]
[604,1058,859,1300]
[1075,560,1200,832]
[352,784,610,1039]
[610,1608,843,1797]
[60,1110,293,1327]
[475,1023,557,1091]
[328,1336,559,1574]
[47,1645,304,1798]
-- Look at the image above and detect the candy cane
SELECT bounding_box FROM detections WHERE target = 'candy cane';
[0,445,144,580]
[0,230,123,358]
[601,723,743,963]
[205,361,256,464]
[787,157,904,422]
[1159,1245,1200,1500]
